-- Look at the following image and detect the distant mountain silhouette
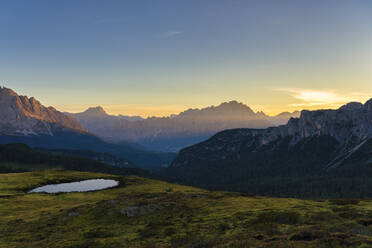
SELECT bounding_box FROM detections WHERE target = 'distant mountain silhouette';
[67,101,299,152]
[118,115,144,122]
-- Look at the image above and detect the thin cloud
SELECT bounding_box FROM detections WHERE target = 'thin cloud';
[278,88,371,108]
[351,92,372,97]
[165,31,183,37]
[288,102,342,108]
[281,88,347,104]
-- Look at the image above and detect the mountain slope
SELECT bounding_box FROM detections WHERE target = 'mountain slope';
[0,131,175,170]
[166,99,372,198]
[0,87,175,169]
[67,101,299,152]
[0,87,87,135]
[42,148,134,168]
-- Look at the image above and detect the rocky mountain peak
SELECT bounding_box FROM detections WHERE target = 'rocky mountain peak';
[217,101,255,114]
[340,102,364,111]
[83,106,107,116]
[285,99,372,143]
[178,100,257,118]
[365,98,372,111]
[219,100,244,107]
[0,87,87,136]
[0,86,18,96]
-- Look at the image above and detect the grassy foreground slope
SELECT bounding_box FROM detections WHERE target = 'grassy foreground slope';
[1,171,372,248]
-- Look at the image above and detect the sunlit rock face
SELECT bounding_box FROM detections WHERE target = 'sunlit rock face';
[171,99,372,169]
[287,101,372,143]
[0,87,87,136]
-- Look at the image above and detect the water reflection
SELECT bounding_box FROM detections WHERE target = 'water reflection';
[29,179,119,193]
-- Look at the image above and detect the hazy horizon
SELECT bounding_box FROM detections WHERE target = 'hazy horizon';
[3,85,372,119]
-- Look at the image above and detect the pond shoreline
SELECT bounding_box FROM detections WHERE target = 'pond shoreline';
[28,178,120,194]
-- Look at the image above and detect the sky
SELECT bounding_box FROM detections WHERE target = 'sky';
[1,0,372,117]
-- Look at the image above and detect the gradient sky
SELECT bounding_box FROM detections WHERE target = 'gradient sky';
[1,0,372,116]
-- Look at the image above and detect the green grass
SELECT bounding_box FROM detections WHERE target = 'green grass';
[1,170,372,248]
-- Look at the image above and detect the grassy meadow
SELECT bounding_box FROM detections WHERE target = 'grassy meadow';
[1,170,372,248]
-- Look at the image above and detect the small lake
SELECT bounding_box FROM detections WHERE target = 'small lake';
[29,179,119,193]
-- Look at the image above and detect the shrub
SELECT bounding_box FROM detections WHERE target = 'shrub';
[290,228,328,241]
[332,206,363,219]
[164,227,177,236]
[68,240,101,248]
[217,223,231,232]
[306,211,337,222]
[252,210,301,225]
[358,218,372,226]
[140,227,160,238]
[329,199,360,206]
[83,229,114,239]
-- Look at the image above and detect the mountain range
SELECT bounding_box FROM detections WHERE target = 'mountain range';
[166,99,372,198]
[67,101,299,152]
[2,86,372,197]
[0,87,174,170]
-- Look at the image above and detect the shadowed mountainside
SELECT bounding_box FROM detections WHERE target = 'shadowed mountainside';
[166,99,372,198]
[0,143,147,176]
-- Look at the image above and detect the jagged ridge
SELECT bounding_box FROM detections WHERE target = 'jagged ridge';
[171,99,372,169]
[0,87,87,135]
[67,101,299,152]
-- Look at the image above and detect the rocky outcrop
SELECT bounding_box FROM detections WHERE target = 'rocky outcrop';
[120,204,164,217]
[0,87,87,136]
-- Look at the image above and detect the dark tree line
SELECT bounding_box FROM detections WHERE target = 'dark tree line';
[0,143,147,176]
